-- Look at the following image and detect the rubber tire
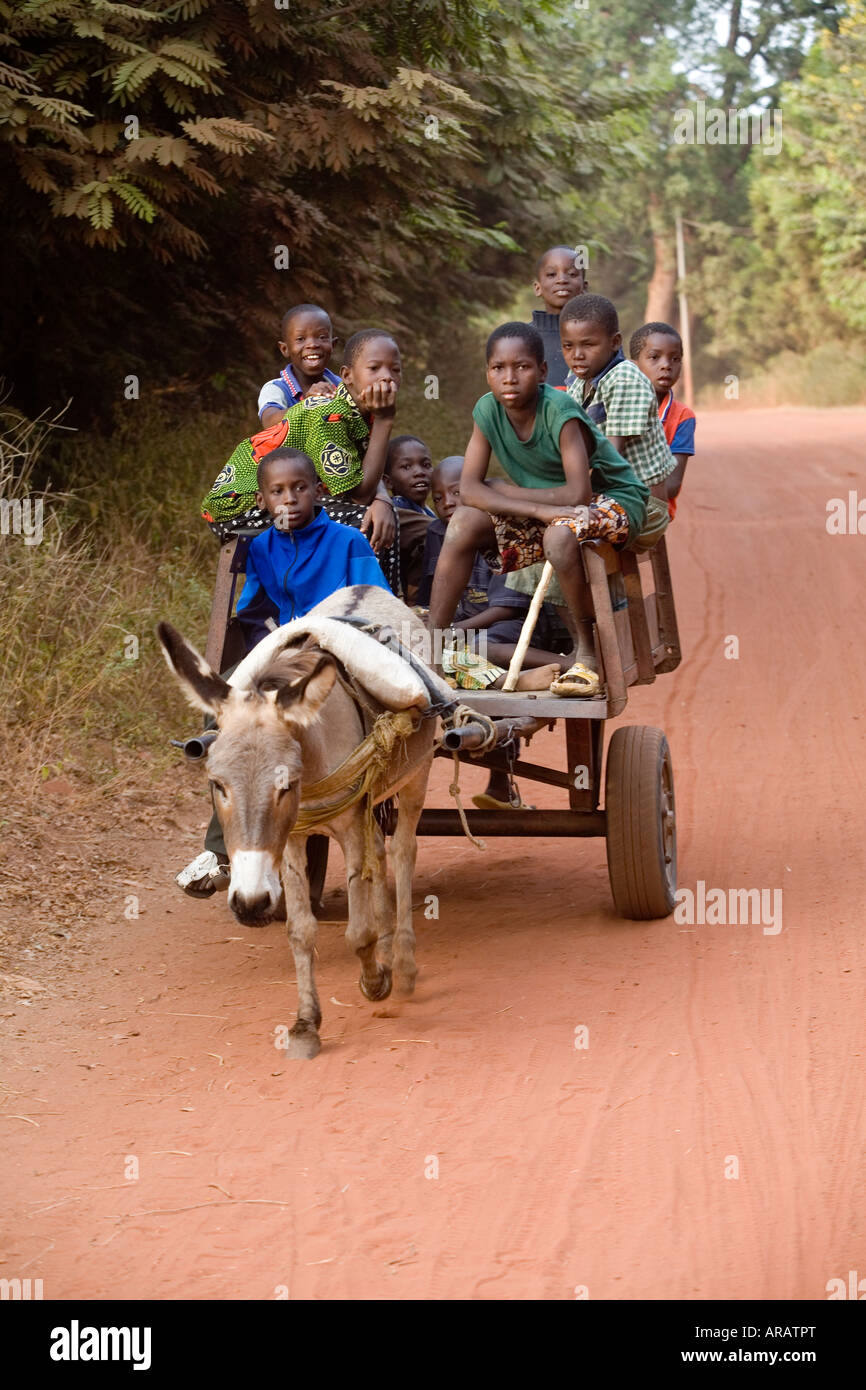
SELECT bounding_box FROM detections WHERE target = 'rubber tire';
[605,725,676,919]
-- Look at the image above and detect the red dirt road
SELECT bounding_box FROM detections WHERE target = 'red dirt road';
[2,408,864,1301]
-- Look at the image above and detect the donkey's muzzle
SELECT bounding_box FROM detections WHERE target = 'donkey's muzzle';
[227,850,282,926]
[230,892,275,927]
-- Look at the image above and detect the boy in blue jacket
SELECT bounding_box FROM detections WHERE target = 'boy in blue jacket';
[235,446,388,647]
[177,446,387,896]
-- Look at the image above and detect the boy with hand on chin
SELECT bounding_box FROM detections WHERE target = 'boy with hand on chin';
[203,328,403,592]
[629,322,696,517]
[530,244,589,387]
[258,303,341,427]
[427,323,647,697]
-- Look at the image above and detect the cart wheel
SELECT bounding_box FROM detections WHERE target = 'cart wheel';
[306,834,329,913]
[605,725,676,919]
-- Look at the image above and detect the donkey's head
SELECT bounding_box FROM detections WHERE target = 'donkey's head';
[158,623,336,925]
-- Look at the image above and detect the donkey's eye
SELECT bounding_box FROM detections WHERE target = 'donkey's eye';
[209,779,227,798]
[276,783,296,799]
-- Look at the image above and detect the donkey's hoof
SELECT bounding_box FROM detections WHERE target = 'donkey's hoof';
[393,969,417,999]
[286,1023,321,1060]
[360,964,392,1002]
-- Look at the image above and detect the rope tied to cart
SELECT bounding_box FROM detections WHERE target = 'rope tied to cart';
[444,705,499,852]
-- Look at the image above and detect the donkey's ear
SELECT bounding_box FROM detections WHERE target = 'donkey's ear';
[272,651,337,727]
[157,622,231,716]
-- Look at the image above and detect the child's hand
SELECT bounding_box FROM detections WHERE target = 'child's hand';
[361,498,396,551]
[302,380,337,400]
[358,380,398,417]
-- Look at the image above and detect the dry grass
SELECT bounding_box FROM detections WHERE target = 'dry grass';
[0,393,243,809]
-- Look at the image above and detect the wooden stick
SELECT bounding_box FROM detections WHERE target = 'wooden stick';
[502,561,554,691]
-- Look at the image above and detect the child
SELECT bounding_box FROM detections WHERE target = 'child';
[629,322,696,518]
[202,328,402,592]
[531,245,589,387]
[427,322,648,697]
[420,457,565,666]
[386,435,436,516]
[418,457,487,613]
[422,459,561,810]
[258,303,340,427]
[559,294,676,502]
[178,446,388,897]
[386,435,435,604]
[236,446,389,644]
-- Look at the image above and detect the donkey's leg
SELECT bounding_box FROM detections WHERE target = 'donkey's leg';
[281,836,322,1060]
[336,812,392,1003]
[369,822,395,971]
[389,759,433,997]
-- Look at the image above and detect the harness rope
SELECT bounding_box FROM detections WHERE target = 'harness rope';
[291,706,421,877]
[281,626,492,868]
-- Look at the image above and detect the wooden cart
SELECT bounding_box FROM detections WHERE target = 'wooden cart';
[200,532,681,919]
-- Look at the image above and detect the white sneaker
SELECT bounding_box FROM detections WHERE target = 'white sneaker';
[176,850,230,897]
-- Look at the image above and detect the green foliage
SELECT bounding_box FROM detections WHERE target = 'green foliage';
[689,1,866,389]
[0,0,657,422]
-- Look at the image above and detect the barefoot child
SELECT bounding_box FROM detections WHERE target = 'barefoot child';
[258,303,340,427]
[531,244,589,387]
[178,446,388,896]
[202,329,402,591]
[630,322,696,517]
[427,322,648,697]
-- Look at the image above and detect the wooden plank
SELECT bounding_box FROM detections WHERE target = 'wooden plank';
[583,543,627,717]
[620,548,656,684]
[565,717,603,811]
[650,536,682,672]
[457,690,608,719]
[433,747,572,791]
[205,539,240,672]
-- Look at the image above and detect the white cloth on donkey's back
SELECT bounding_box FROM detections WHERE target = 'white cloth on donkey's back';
[228,612,453,712]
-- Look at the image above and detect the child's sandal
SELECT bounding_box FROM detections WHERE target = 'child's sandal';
[550,662,601,698]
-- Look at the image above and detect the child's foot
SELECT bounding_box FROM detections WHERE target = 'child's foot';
[472,770,535,812]
[490,662,561,691]
[550,661,600,697]
[176,850,230,897]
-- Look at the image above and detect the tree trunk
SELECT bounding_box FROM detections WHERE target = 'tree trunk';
[644,192,677,325]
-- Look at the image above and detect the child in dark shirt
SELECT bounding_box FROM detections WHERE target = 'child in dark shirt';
[386,435,436,516]
[530,244,589,387]
[386,434,435,604]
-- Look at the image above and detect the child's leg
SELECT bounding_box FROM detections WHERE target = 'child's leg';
[543,497,630,679]
[427,506,497,634]
[542,525,596,667]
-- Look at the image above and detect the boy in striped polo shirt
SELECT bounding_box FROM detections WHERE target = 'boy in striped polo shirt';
[560,294,676,503]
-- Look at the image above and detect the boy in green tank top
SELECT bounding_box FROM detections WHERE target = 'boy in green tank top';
[427,322,648,695]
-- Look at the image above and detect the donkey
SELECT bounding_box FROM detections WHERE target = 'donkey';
[159,586,439,1059]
